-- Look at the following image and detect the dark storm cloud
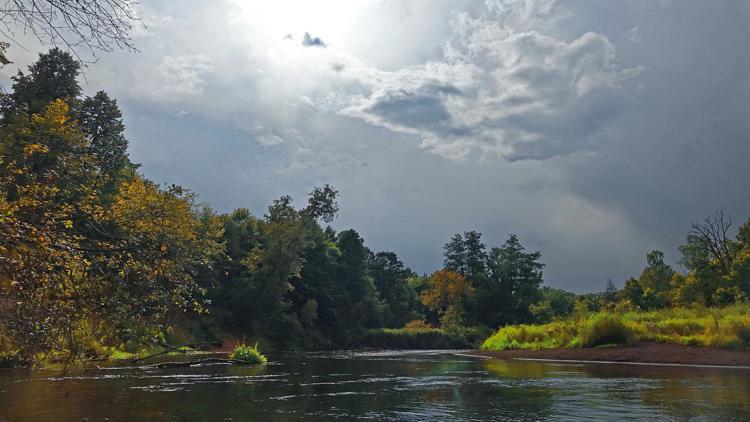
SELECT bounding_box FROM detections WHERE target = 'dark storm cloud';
[540,0,750,262]
[364,84,465,130]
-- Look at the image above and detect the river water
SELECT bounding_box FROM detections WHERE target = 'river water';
[1,350,748,421]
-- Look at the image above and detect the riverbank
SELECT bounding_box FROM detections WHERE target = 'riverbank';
[465,342,750,367]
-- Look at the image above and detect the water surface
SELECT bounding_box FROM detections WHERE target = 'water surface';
[1,350,748,421]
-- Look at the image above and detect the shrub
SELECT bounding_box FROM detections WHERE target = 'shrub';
[481,322,575,351]
[229,342,267,364]
[576,314,633,347]
[721,315,750,348]
[360,326,488,349]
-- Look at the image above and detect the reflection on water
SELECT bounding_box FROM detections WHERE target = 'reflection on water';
[0,350,748,421]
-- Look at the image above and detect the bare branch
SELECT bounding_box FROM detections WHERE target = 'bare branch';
[0,0,141,62]
[688,210,734,275]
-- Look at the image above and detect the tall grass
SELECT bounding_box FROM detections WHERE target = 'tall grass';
[481,303,750,351]
[360,326,490,349]
[229,342,267,364]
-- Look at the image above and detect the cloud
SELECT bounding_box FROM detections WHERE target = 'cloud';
[302,32,326,48]
[256,133,286,147]
[157,54,213,96]
[331,11,642,161]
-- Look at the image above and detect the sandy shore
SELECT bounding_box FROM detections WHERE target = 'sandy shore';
[463,342,750,367]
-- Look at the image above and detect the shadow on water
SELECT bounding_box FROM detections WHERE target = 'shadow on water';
[0,350,748,421]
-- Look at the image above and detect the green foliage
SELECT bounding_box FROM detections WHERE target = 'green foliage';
[481,323,576,351]
[2,48,81,117]
[530,287,576,323]
[229,342,268,364]
[360,326,489,349]
[0,50,223,365]
[482,304,750,351]
[482,234,544,327]
[577,314,633,347]
[370,251,420,328]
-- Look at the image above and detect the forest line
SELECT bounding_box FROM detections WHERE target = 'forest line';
[1,49,749,366]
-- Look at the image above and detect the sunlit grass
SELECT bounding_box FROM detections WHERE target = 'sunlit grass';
[481,303,750,351]
[230,342,267,364]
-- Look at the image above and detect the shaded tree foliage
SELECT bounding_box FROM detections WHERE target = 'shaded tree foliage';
[2,47,80,117]
[369,251,419,327]
[484,235,544,326]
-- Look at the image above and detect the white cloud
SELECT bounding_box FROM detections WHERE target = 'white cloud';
[157,54,212,96]
[256,133,286,147]
[329,10,643,161]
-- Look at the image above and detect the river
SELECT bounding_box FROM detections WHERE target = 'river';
[1,350,748,420]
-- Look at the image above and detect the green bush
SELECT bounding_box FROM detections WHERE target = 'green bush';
[360,326,488,349]
[722,315,750,348]
[481,323,574,351]
[576,314,632,347]
[229,342,267,364]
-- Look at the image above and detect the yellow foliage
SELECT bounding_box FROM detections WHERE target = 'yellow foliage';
[0,100,223,364]
[421,269,474,326]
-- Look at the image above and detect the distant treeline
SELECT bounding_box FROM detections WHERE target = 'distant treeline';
[1,50,749,364]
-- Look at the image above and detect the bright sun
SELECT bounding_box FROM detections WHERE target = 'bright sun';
[231,0,372,49]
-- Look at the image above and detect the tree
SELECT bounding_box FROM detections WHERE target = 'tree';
[0,0,140,59]
[530,287,575,323]
[620,277,646,309]
[637,250,674,307]
[209,187,376,349]
[79,91,134,186]
[304,184,339,223]
[725,216,750,300]
[421,270,474,327]
[2,48,81,117]
[675,211,746,306]
[738,218,750,247]
[601,279,618,308]
[443,233,467,276]
[2,49,136,198]
[370,251,419,327]
[680,211,737,276]
[463,230,488,285]
[0,100,222,363]
[483,234,544,326]
[335,229,383,331]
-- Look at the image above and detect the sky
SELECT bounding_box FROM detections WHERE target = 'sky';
[2,0,749,292]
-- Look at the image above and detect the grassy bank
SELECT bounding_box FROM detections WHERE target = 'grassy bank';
[360,326,490,349]
[481,304,750,351]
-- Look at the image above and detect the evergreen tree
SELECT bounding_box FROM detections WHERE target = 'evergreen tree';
[443,233,467,275]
